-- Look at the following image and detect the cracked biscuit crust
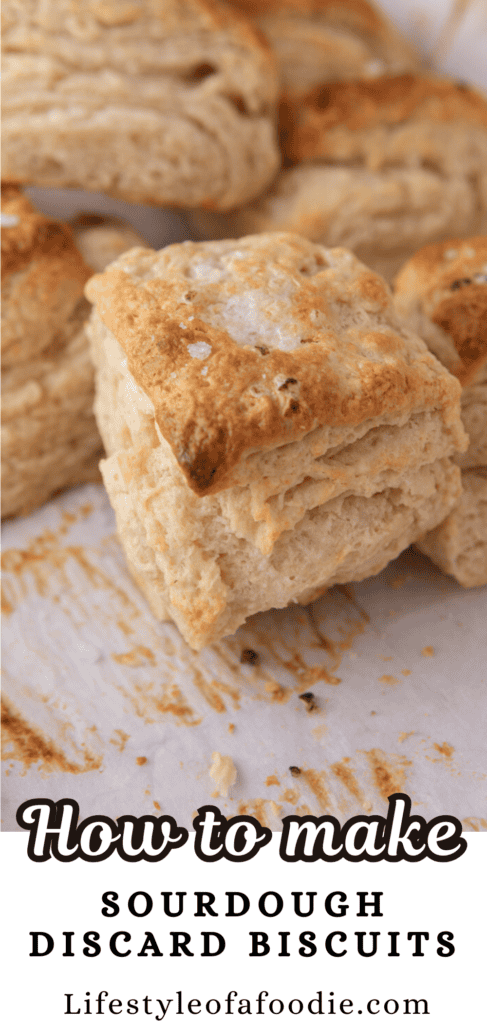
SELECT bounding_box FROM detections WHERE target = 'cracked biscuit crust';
[85,232,465,496]
[1,0,279,210]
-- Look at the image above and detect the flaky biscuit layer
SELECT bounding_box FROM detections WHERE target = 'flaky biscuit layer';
[2,0,279,209]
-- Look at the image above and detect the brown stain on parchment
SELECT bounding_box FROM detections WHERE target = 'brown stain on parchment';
[1,530,140,618]
[1,699,102,774]
[462,817,487,831]
[112,645,155,667]
[120,681,200,726]
[330,758,371,811]
[379,674,399,685]
[237,800,269,827]
[265,775,279,787]
[301,768,331,812]
[433,742,454,758]
[1,586,14,615]
[191,669,226,713]
[110,730,130,752]
[363,748,411,801]
[281,788,298,804]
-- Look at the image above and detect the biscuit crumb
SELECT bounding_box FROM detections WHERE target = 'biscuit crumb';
[228,722,235,734]
[299,691,316,710]
[136,756,147,766]
[289,765,301,777]
[209,751,237,797]
[421,646,435,657]
[241,648,259,664]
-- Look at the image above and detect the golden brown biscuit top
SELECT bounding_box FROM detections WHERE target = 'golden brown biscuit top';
[280,75,487,163]
[1,183,90,283]
[394,237,487,388]
[86,233,461,495]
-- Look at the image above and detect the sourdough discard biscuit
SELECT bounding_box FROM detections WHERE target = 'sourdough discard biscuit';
[394,236,487,470]
[86,233,467,648]
[394,236,487,588]
[190,76,487,281]
[227,0,418,99]
[1,0,279,210]
[417,468,487,588]
[1,186,144,519]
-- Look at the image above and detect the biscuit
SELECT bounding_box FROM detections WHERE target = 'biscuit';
[190,76,487,281]
[394,236,487,588]
[227,0,418,99]
[416,468,487,588]
[2,0,279,210]
[86,233,467,648]
[394,236,487,470]
[1,186,144,519]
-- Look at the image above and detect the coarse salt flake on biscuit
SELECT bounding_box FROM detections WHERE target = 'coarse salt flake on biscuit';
[86,232,468,649]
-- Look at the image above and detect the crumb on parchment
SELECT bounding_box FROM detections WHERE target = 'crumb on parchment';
[209,751,237,797]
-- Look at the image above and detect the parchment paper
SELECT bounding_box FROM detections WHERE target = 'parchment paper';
[2,0,487,832]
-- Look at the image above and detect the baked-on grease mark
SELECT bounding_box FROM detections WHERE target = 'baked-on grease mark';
[433,742,455,758]
[1,699,102,775]
[112,645,155,667]
[300,768,331,812]
[265,775,279,786]
[330,758,371,812]
[363,748,412,801]
[117,680,200,727]
[1,529,140,615]
[237,799,269,827]
[421,645,435,657]
[109,729,130,752]
[462,817,487,832]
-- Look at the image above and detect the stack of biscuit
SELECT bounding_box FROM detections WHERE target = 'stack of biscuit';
[395,236,487,587]
[2,0,486,646]
[85,233,467,648]
[1,185,143,519]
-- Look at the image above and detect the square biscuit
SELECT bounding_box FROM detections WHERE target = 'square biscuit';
[227,0,418,100]
[189,75,487,281]
[86,233,468,648]
[416,468,487,588]
[2,0,279,211]
[1,186,144,519]
[394,235,487,471]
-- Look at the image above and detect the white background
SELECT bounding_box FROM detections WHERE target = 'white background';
[1,832,485,1023]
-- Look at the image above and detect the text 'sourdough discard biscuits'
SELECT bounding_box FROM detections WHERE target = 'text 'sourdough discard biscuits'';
[1,185,144,520]
[395,236,487,586]
[227,0,419,99]
[1,0,279,210]
[190,76,487,281]
[86,233,467,649]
